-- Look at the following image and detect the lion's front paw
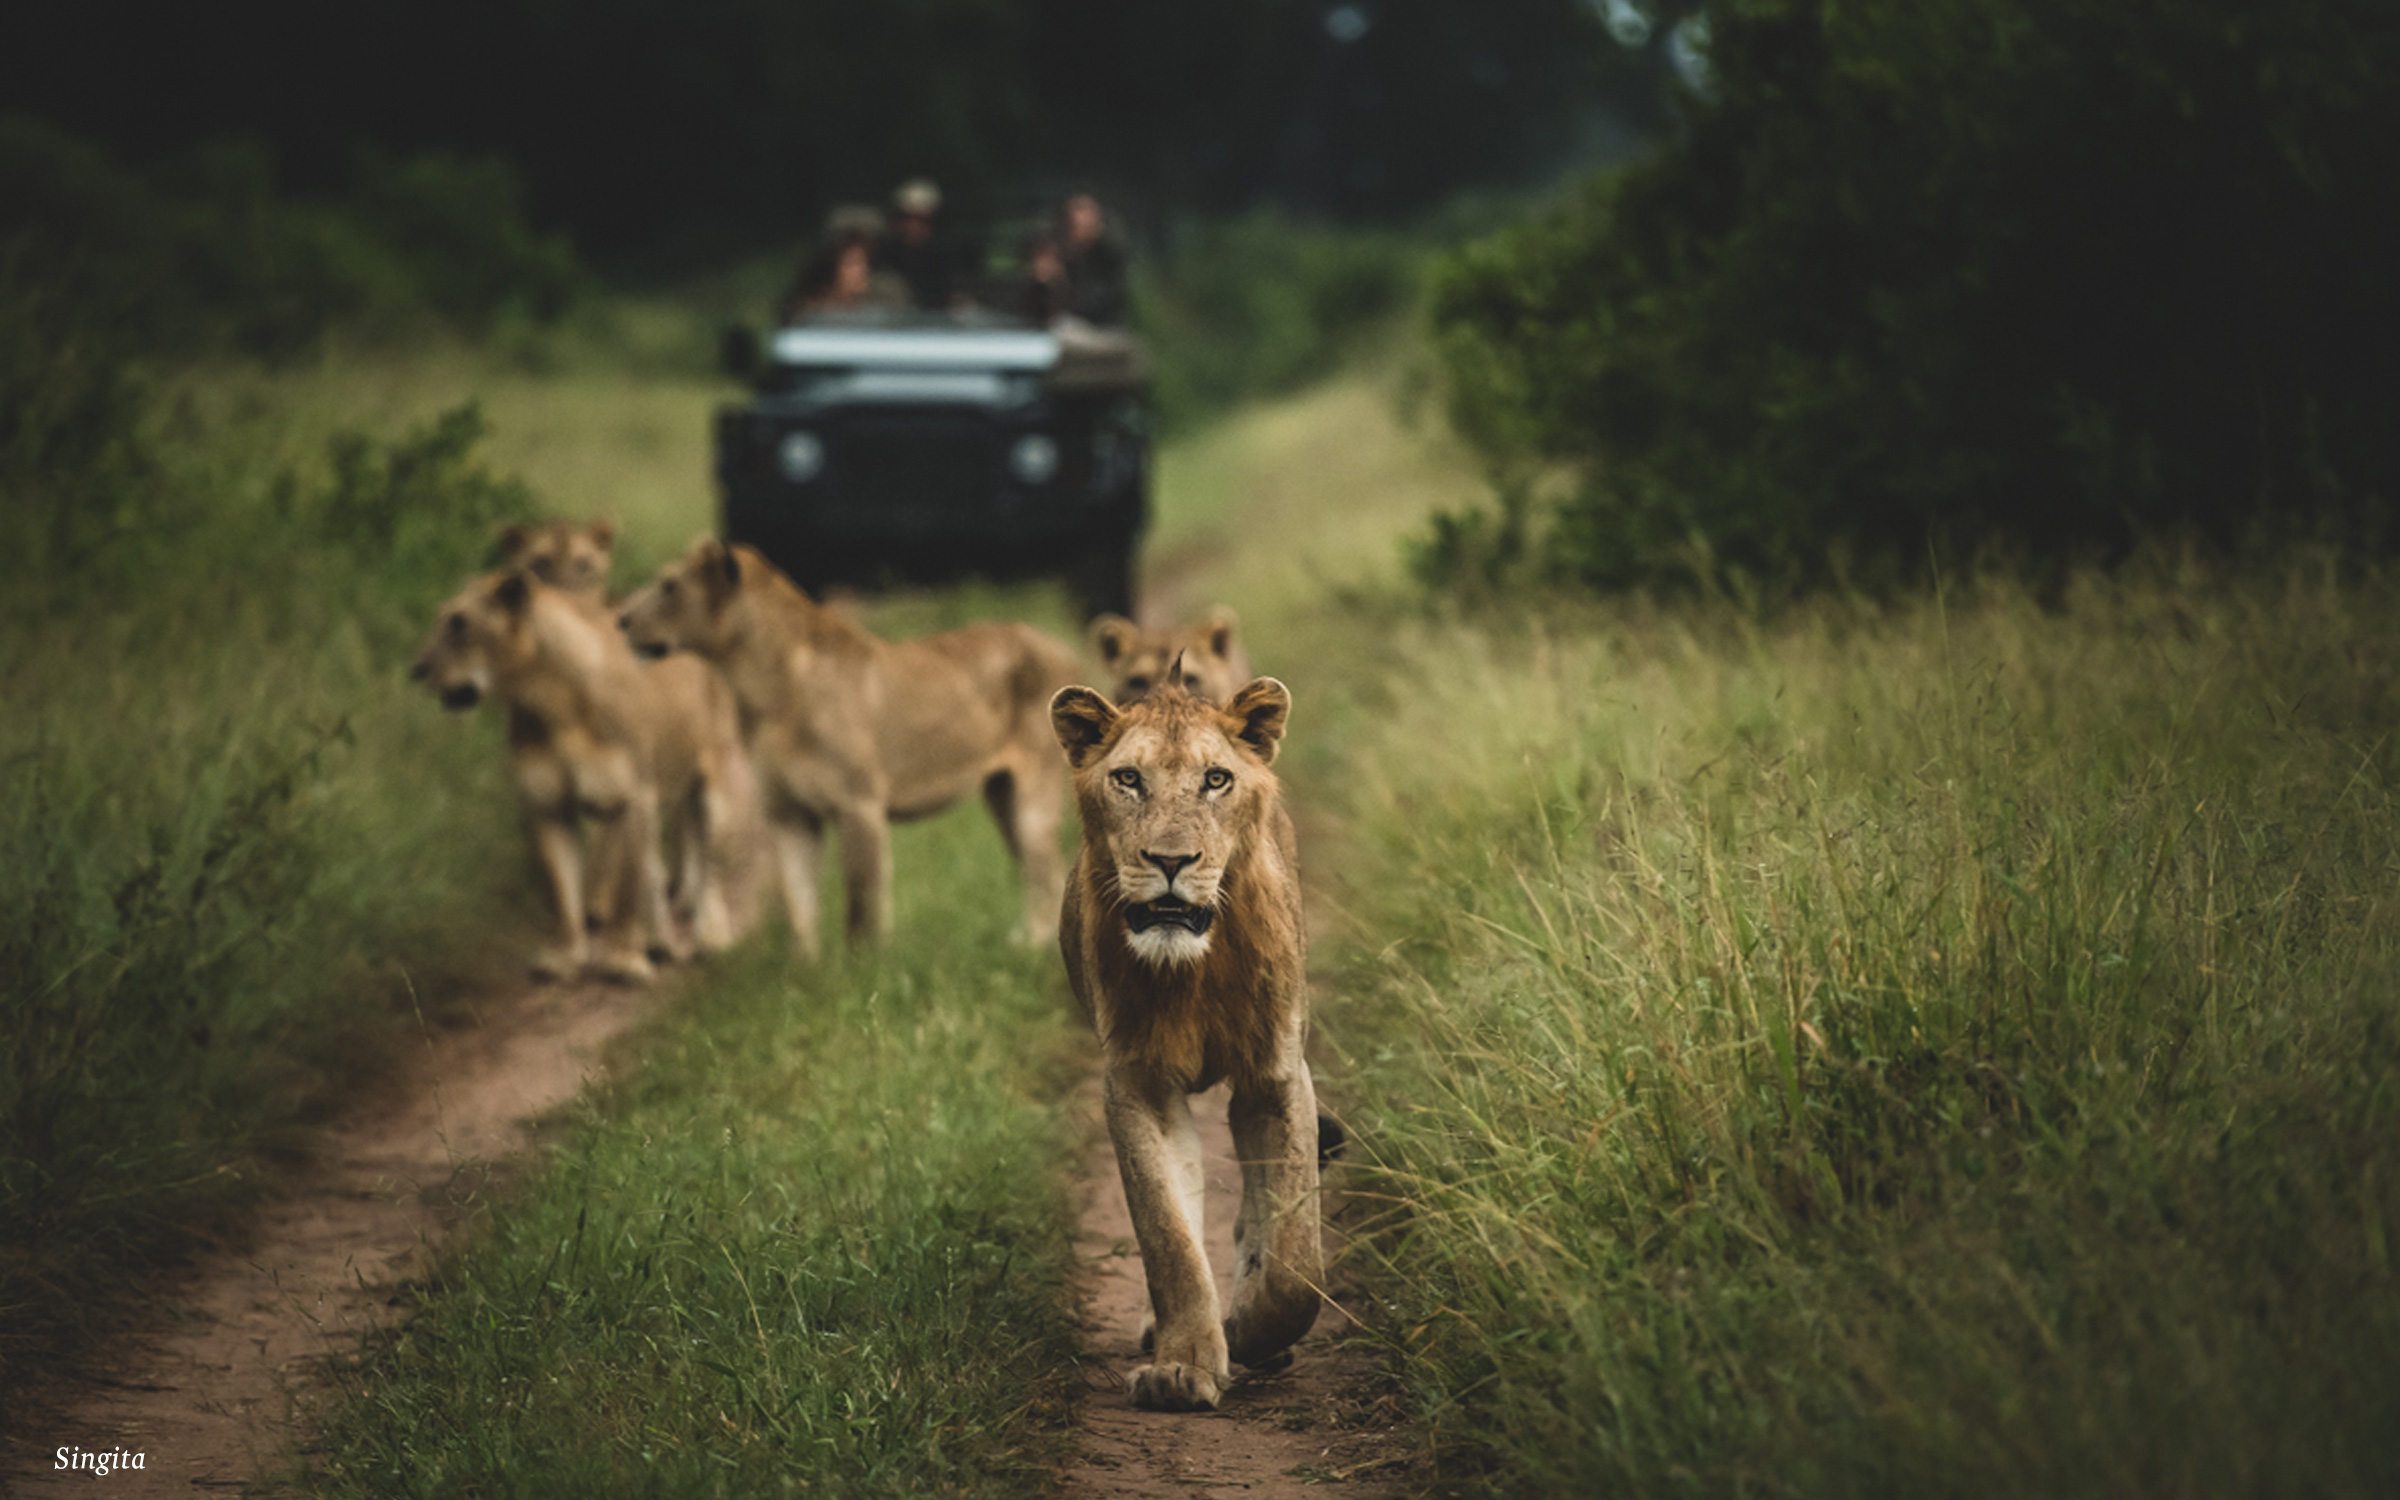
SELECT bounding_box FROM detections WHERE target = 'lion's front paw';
[1128,1362,1222,1412]
[588,945,658,986]
[529,946,582,982]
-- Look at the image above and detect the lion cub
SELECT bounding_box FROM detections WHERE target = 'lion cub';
[1090,606,1249,704]
[412,569,754,983]
[1051,675,1324,1411]
[618,538,1082,958]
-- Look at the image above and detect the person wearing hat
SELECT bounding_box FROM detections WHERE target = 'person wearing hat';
[874,178,957,312]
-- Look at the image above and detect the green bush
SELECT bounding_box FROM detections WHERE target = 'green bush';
[0,117,588,357]
[1425,0,2400,591]
[1134,215,1431,431]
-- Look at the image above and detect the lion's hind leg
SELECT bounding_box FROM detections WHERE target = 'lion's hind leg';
[1225,1068,1327,1368]
[526,808,591,981]
[677,776,738,953]
[982,762,1065,947]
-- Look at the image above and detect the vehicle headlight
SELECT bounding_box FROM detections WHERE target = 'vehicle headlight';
[1009,433,1059,485]
[777,430,825,482]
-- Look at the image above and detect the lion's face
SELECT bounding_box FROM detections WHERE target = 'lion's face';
[1090,607,1248,704]
[1053,677,1291,967]
[410,571,537,712]
[498,519,615,601]
[617,537,742,660]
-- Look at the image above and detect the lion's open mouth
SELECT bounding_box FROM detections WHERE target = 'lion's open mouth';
[1125,898,1214,937]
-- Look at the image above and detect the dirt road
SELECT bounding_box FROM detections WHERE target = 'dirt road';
[5,981,652,1497]
[1060,1085,1418,1498]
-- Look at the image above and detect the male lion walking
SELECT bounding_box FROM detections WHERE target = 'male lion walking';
[1051,673,1325,1411]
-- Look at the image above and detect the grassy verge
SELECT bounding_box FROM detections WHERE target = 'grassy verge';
[0,387,539,1401]
[1083,365,2400,1493]
[304,796,1088,1497]
[1316,563,2400,1495]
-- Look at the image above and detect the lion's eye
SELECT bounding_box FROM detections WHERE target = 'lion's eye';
[1184,675,1203,691]
[445,612,466,639]
[660,578,679,598]
[1110,767,1143,793]
[1125,676,1150,693]
[1203,767,1233,793]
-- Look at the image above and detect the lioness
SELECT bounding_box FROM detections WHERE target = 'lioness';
[1090,605,1250,704]
[617,538,1080,957]
[493,517,628,925]
[497,517,618,600]
[412,569,756,982]
[1051,674,1324,1411]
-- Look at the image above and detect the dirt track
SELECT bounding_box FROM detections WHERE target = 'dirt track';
[1060,1085,1417,1498]
[4,980,651,1497]
[6,982,1417,1499]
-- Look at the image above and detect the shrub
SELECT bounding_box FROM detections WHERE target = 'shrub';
[0,117,587,356]
[1425,0,2400,591]
[1133,215,1431,431]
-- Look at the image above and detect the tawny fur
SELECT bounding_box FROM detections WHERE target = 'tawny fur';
[617,537,1081,958]
[1089,605,1250,704]
[411,569,763,982]
[492,517,634,927]
[1052,675,1324,1412]
[496,517,618,601]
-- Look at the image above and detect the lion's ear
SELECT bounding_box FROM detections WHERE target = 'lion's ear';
[492,570,533,615]
[693,537,741,597]
[1089,614,1137,666]
[1224,677,1290,764]
[494,522,528,560]
[1051,686,1120,769]
[1203,605,1240,661]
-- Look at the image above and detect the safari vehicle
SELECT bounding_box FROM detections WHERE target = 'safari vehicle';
[715,310,1151,618]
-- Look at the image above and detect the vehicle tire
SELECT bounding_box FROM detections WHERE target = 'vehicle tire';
[1066,542,1135,621]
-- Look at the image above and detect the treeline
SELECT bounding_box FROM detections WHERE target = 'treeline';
[1,0,1630,268]
[1423,0,2400,592]
[1,117,584,361]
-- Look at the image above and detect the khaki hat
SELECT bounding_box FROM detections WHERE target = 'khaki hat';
[893,178,942,216]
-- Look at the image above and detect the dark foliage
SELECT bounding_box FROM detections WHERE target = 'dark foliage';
[0,118,586,358]
[0,1,1628,267]
[1425,0,2400,591]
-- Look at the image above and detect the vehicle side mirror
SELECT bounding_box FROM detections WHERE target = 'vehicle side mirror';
[719,324,761,383]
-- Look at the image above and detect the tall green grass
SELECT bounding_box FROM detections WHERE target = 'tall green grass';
[304,813,1087,1498]
[1,391,537,1400]
[1320,556,2400,1496]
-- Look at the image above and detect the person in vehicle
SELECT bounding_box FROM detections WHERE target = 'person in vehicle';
[1058,192,1129,327]
[780,221,910,323]
[1020,232,1069,326]
[873,178,957,312]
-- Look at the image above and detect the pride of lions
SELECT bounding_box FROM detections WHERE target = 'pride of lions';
[409,519,1319,1410]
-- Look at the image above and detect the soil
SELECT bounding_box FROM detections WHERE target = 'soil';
[2,979,651,1498]
[1059,1085,1421,1499]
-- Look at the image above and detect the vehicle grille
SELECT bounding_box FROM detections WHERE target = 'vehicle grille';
[837,423,990,504]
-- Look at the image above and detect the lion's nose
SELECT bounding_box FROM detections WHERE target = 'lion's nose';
[1144,852,1197,884]
[616,611,634,633]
